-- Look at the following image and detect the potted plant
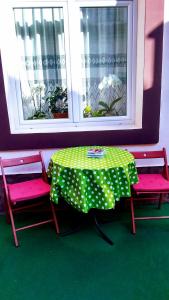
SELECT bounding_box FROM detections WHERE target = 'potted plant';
[83,97,122,118]
[26,83,47,120]
[97,74,123,116]
[46,86,68,118]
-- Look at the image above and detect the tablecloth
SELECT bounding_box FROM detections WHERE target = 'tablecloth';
[47,146,138,213]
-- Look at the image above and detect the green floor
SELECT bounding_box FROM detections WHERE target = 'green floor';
[1,203,169,300]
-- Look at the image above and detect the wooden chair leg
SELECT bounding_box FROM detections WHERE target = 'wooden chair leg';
[7,202,19,247]
[50,201,60,234]
[130,197,136,234]
[158,193,164,210]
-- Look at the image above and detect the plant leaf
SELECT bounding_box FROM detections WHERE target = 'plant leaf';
[98,101,109,110]
[109,97,122,110]
[98,109,107,114]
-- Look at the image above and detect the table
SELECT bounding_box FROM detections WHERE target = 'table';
[48,146,138,244]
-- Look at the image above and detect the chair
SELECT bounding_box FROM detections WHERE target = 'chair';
[0,152,60,247]
[130,148,169,234]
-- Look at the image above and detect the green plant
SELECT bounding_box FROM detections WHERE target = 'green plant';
[91,110,104,117]
[83,105,104,118]
[98,97,122,116]
[83,105,92,117]
[27,110,46,120]
[46,86,68,114]
[26,83,47,120]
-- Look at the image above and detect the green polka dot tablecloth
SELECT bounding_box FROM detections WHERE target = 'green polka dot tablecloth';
[47,146,138,213]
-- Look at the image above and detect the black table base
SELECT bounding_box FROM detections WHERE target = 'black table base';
[93,214,114,245]
[60,211,114,246]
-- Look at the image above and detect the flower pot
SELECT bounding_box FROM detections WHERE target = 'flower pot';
[53,112,68,119]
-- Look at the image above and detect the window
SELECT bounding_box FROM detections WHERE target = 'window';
[0,0,144,134]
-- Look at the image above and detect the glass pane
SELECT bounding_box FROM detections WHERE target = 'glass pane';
[14,7,68,120]
[80,7,128,118]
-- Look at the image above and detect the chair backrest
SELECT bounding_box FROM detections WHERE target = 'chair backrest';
[130,148,169,180]
[0,151,48,183]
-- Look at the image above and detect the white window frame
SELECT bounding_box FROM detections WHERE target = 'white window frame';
[0,0,145,134]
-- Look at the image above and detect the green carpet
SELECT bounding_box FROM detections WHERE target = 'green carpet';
[1,203,169,300]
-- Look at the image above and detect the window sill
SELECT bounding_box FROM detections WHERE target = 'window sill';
[11,121,142,134]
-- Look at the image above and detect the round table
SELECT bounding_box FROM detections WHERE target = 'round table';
[48,146,138,213]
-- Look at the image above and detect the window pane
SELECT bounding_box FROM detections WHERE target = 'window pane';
[80,7,128,118]
[14,7,68,120]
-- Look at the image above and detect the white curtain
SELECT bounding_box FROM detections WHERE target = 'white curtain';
[80,7,128,116]
[14,7,66,119]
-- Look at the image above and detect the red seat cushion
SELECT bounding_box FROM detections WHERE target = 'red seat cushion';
[8,178,50,204]
[133,174,169,192]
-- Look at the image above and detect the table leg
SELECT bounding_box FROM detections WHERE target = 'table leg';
[92,214,114,246]
[60,225,82,237]
[60,210,114,245]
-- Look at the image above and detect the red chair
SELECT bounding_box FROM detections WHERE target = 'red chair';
[0,152,59,247]
[130,148,169,234]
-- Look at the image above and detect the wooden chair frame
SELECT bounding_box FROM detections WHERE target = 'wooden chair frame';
[130,148,169,234]
[0,152,59,247]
